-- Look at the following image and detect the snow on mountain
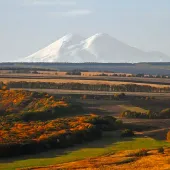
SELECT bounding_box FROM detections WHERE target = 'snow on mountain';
[23,34,84,62]
[19,33,170,63]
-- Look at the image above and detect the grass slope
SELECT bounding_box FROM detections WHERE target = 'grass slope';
[0,135,170,170]
[119,105,149,113]
[32,148,170,170]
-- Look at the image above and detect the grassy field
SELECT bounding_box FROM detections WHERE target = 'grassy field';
[1,77,170,88]
[11,89,170,98]
[2,71,170,85]
[118,105,149,113]
[1,68,170,169]
[33,147,170,170]
[0,134,170,170]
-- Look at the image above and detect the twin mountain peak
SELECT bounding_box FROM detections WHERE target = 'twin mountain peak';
[20,33,170,63]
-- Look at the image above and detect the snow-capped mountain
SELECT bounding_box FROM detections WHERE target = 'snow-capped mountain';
[20,33,170,63]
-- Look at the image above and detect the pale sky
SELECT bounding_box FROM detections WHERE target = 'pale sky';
[0,0,170,62]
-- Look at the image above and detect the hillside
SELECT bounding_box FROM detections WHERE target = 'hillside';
[0,90,68,116]
[0,90,122,158]
[19,33,170,63]
[29,149,170,170]
[0,90,170,169]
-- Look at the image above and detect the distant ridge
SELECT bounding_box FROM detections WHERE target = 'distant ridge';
[19,33,170,63]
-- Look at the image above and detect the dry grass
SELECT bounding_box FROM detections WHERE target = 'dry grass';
[1,77,170,88]
[0,71,66,76]
[39,71,67,76]
[0,70,12,74]
[119,105,149,113]
[1,71,170,88]
[23,149,170,170]
[0,70,131,77]
[81,72,132,77]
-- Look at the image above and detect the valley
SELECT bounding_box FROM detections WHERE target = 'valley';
[0,67,170,169]
[2,1,170,169]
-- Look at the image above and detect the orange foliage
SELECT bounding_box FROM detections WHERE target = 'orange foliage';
[0,116,96,144]
[0,90,68,114]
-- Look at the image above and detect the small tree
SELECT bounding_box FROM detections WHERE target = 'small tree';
[121,129,134,137]
[158,147,164,154]
[167,131,170,141]
[0,83,9,90]
[82,95,87,100]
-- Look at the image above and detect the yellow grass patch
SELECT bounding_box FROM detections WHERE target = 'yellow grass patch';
[1,78,170,88]
[24,149,170,170]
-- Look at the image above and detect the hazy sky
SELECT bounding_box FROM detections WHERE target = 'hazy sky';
[0,0,170,62]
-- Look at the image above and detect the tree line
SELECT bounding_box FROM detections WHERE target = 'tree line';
[6,81,170,92]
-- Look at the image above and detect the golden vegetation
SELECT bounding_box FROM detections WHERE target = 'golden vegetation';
[0,115,97,144]
[0,90,120,157]
[0,90,68,114]
[1,78,170,88]
[26,148,170,170]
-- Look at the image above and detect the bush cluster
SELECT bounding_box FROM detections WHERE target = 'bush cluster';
[0,90,121,157]
[121,129,134,137]
[121,109,170,119]
[0,115,119,157]
[80,93,126,100]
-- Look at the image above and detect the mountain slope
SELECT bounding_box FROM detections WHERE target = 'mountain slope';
[20,33,170,63]
[23,34,84,62]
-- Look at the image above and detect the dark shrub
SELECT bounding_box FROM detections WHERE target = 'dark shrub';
[167,131,170,141]
[127,149,148,157]
[136,149,148,157]
[121,129,134,137]
[113,93,126,100]
[158,147,164,154]
[121,110,160,119]
[115,119,123,127]
[85,116,118,131]
[115,157,136,165]
[160,108,170,118]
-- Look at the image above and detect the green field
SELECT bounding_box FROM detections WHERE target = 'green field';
[1,133,170,170]
[119,105,149,113]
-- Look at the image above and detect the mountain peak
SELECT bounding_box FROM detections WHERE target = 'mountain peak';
[93,33,109,37]
[58,34,84,44]
[19,33,170,63]
[88,33,111,40]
